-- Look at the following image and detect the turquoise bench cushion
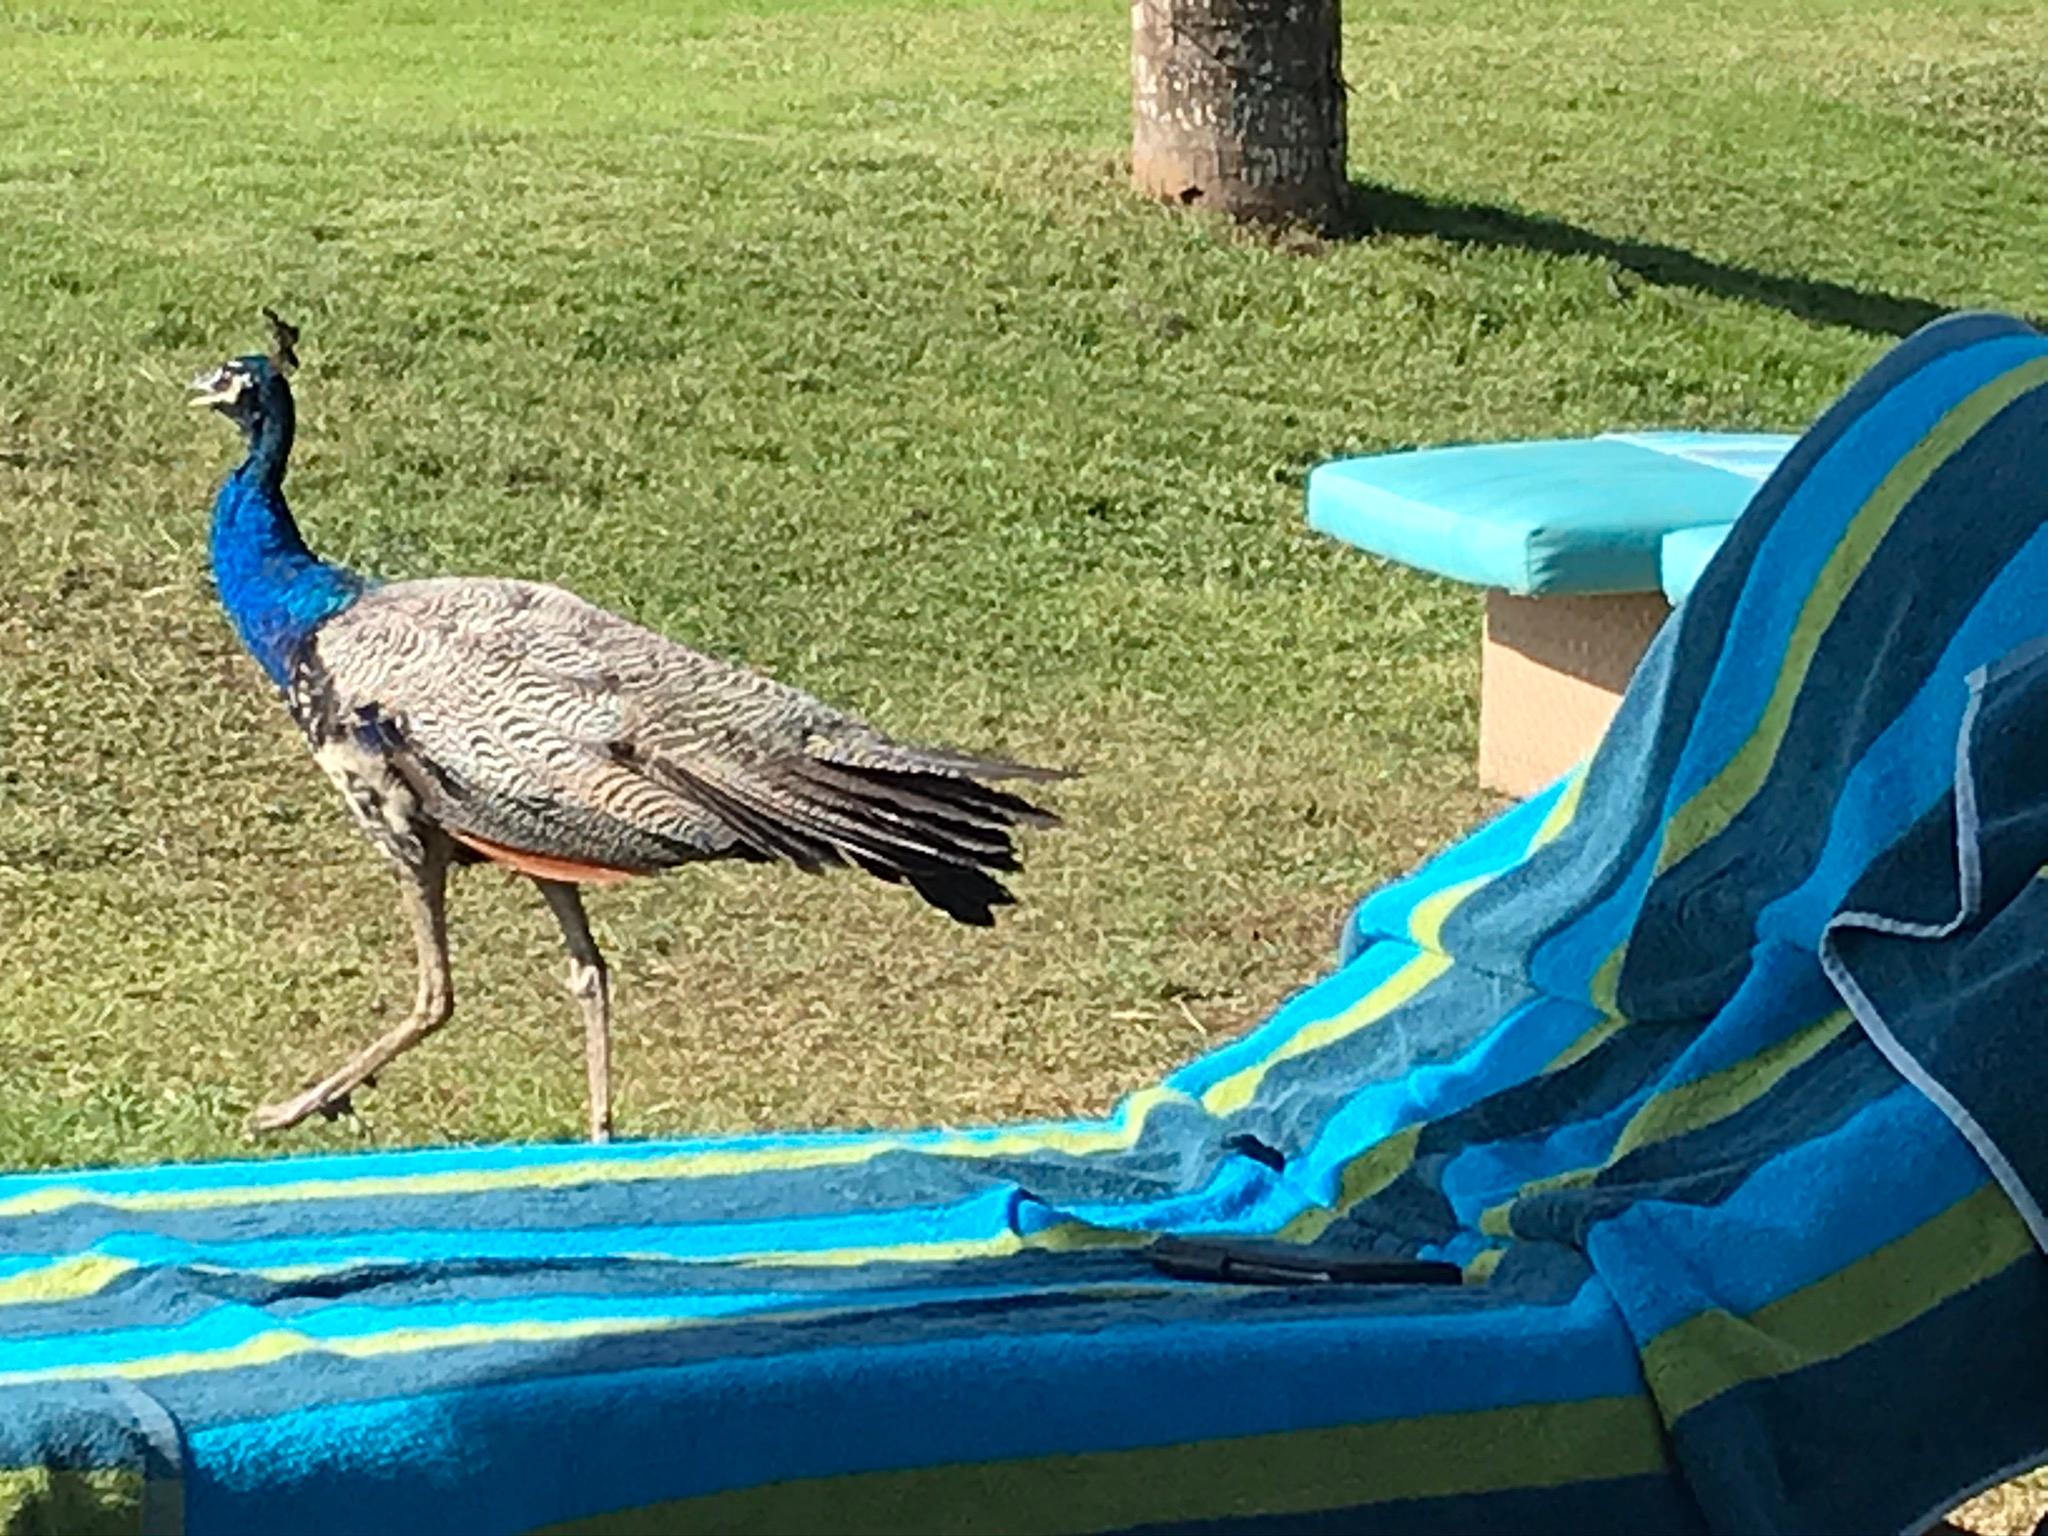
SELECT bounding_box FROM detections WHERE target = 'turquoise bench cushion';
[1307,431,1793,596]
[1660,522,1734,605]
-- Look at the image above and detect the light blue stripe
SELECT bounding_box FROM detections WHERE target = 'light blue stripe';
[0,1106,1227,1214]
[1524,834,1658,1002]
[0,1136,860,1199]
[6,1288,809,1372]
[1439,1101,1642,1228]
[1290,994,1599,1204]
[1164,940,1423,1098]
[1044,1157,1313,1237]
[183,1276,1644,1536]
[1590,1083,1991,1341]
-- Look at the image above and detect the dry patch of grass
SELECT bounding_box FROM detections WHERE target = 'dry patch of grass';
[1950,1471,2048,1536]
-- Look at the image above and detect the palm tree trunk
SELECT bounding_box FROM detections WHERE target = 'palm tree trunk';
[1130,0,1347,228]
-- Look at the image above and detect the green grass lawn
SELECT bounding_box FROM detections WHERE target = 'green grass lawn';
[3,0,2047,1169]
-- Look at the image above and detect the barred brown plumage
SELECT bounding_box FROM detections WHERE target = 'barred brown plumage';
[194,319,1069,1142]
[308,576,1066,915]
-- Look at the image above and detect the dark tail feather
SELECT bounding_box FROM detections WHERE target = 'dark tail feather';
[900,748,1077,785]
[790,756,1059,923]
[903,864,1016,926]
[625,735,1065,922]
[816,734,1079,788]
[788,762,1025,854]
[852,766,1063,830]
[839,851,1014,926]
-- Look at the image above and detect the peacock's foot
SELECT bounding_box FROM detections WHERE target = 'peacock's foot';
[249,1083,359,1133]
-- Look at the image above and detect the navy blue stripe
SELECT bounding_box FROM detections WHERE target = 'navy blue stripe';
[1621,384,2048,1021]
[1141,1473,1706,1536]
[1669,1255,2048,1535]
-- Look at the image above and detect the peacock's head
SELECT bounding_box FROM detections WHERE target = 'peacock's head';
[189,309,300,437]
[188,354,280,428]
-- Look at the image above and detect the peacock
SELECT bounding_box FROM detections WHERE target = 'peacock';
[192,313,1068,1142]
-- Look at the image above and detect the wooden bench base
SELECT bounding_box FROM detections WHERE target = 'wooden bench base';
[1479,590,1670,798]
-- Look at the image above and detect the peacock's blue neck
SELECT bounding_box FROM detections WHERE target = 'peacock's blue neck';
[209,405,364,688]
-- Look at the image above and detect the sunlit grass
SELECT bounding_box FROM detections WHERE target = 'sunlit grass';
[2,0,2046,1167]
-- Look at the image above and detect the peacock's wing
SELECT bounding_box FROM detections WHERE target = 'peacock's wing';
[301,578,1065,918]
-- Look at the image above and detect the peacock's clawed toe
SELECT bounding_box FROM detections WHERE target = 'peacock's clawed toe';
[250,1083,356,1134]
[248,1097,311,1135]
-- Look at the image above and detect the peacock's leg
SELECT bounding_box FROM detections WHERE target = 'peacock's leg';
[535,879,612,1144]
[251,832,454,1132]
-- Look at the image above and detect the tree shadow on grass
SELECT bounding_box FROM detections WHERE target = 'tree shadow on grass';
[1341,182,1961,339]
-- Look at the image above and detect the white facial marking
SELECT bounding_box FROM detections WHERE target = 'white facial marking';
[188,367,250,408]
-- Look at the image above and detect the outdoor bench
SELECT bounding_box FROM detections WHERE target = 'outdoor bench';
[1308,431,1794,794]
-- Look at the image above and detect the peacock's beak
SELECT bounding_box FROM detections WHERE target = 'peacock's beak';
[188,366,246,408]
